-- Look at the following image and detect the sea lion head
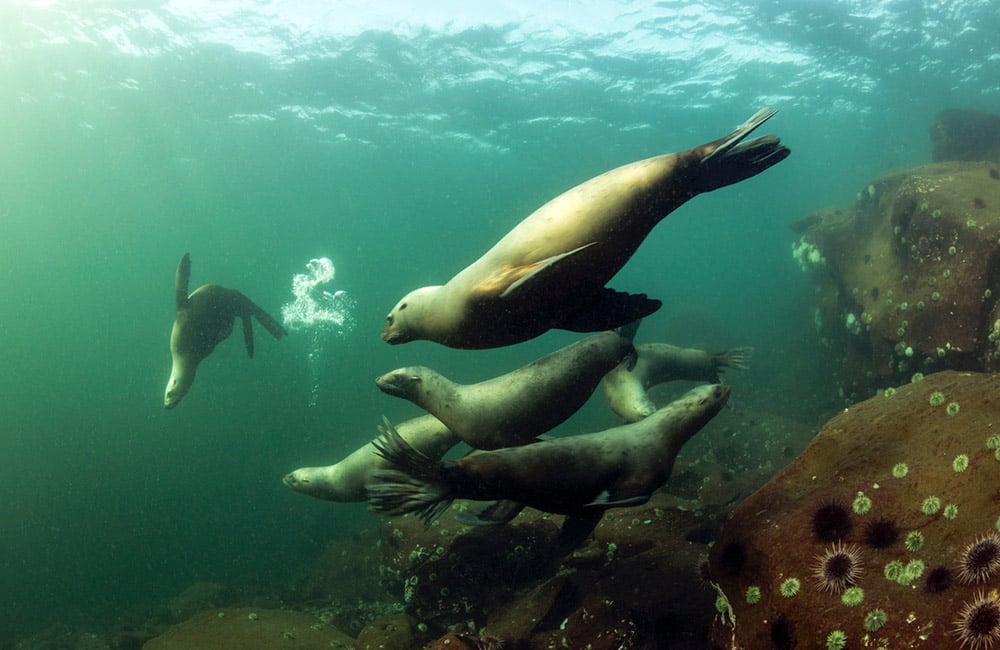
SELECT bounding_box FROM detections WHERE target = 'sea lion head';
[282,466,347,501]
[375,367,428,399]
[163,356,196,409]
[164,320,197,409]
[381,286,440,344]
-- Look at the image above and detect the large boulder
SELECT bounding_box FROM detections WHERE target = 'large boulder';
[792,160,1000,398]
[142,608,353,650]
[931,108,1000,163]
[708,370,1000,649]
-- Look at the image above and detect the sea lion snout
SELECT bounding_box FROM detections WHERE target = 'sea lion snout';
[375,370,421,397]
[282,471,307,488]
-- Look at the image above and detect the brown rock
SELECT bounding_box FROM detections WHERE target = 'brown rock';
[708,370,1000,649]
[164,581,230,623]
[142,608,354,650]
[355,613,419,650]
[792,161,1000,397]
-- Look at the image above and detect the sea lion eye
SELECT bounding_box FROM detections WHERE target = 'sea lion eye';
[398,302,408,311]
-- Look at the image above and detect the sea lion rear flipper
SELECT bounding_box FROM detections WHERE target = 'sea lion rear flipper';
[555,289,661,333]
[455,500,525,526]
[474,243,597,299]
[241,314,255,358]
[250,304,289,340]
[695,108,790,193]
[235,291,288,345]
[174,253,192,309]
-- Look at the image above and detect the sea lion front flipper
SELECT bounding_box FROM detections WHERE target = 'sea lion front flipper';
[584,489,650,509]
[473,243,597,299]
[455,500,525,526]
[557,513,603,550]
[175,253,192,309]
[555,289,661,333]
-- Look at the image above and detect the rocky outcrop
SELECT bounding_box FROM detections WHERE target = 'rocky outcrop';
[792,160,1000,398]
[708,370,1000,649]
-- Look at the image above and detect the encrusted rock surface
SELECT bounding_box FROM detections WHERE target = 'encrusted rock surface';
[708,370,1000,649]
[792,161,1000,398]
[142,608,354,649]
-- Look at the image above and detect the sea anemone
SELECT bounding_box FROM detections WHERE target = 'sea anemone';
[954,591,1000,649]
[959,533,1000,584]
[813,542,864,593]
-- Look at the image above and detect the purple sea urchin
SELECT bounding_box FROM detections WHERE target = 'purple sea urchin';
[959,533,1000,584]
[812,542,864,593]
[864,518,900,549]
[954,591,1000,649]
[926,566,954,593]
[813,502,853,542]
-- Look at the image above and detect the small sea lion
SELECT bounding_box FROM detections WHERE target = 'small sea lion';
[381,108,789,349]
[375,330,635,449]
[283,414,459,502]
[603,344,752,422]
[164,253,288,409]
[366,383,730,527]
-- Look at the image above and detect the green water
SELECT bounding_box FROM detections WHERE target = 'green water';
[2,0,998,641]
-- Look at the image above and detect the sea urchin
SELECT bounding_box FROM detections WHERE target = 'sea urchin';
[813,542,864,593]
[959,533,1000,585]
[954,591,1000,649]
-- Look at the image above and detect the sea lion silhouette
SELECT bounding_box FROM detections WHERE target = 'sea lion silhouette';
[164,253,287,409]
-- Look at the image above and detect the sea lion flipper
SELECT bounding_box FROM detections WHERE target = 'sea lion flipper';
[695,108,790,192]
[584,489,650,508]
[474,243,596,299]
[556,513,602,550]
[454,500,525,526]
[237,314,254,358]
[555,289,661,333]
[250,304,289,340]
[175,253,192,309]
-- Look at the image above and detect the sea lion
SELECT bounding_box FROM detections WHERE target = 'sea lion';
[164,253,288,409]
[283,414,459,502]
[366,383,730,528]
[381,108,789,349]
[375,330,635,450]
[603,344,752,422]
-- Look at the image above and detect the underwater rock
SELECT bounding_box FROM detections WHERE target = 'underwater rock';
[355,613,422,649]
[792,160,1000,398]
[164,581,231,623]
[142,607,353,649]
[931,108,1000,163]
[708,370,1000,649]
[379,491,721,648]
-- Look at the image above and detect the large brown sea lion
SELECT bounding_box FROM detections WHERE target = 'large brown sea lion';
[283,414,458,502]
[164,253,287,409]
[381,108,789,349]
[366,383,730,529]
[603,343,752,422]
[375,330,634,449]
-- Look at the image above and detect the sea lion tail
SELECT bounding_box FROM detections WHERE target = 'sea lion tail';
[695,108,790,192]
[368,417,453,524]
